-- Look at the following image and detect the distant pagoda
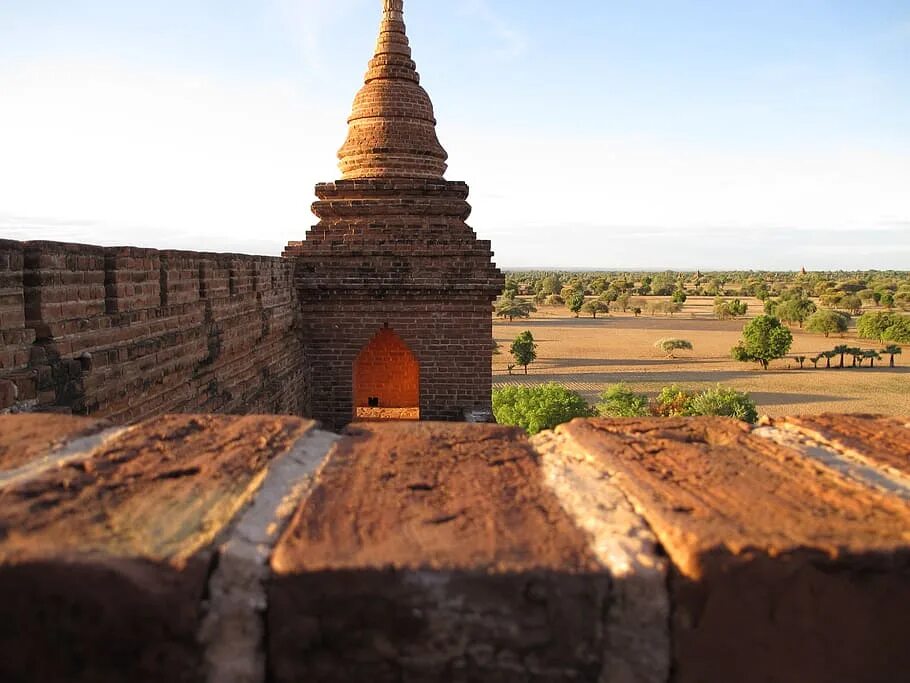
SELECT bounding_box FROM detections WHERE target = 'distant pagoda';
[284,0,503,429]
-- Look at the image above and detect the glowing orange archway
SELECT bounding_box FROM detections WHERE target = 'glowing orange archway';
[353,328,420,420]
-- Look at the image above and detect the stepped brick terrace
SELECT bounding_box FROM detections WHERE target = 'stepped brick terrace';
[1,1,908,681]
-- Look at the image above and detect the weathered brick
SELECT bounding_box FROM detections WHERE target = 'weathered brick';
[556,417,910,683]
[270,422,609,682]
[0,413,315,683]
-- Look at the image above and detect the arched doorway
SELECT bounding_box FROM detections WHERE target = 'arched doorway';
[353,327,420,421]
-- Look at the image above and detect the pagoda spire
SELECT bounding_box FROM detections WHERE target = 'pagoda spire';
[337,0,448,179]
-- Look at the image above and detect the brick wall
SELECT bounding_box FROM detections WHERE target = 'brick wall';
[285,179,503,430]
[0,239,308,421]
[301,293,494,427]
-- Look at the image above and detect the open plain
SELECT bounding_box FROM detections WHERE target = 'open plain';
[493,296,910,417]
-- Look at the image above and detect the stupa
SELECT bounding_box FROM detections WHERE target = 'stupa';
[284,0,503,430]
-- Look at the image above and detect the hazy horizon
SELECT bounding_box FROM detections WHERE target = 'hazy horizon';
[1,0,908,269]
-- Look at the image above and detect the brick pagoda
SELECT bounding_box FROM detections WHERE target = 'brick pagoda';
[284,0,503,429]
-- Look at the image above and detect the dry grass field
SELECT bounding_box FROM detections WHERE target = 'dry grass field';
[493,297,910,417]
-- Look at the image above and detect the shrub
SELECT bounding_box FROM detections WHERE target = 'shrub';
[654,384,691,417]
[596,384,650,418]
[492,384,594,435]
[685,386,759,423]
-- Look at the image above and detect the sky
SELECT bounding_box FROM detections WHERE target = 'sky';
[0,0,908,270]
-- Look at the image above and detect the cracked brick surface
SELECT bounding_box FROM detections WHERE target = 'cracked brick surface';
[556,417,910,683]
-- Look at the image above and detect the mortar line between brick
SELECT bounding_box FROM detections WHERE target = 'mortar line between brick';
[198,427,341,683]
[752,425,910,501]
[0,425,132,489]
[530,430,671,683]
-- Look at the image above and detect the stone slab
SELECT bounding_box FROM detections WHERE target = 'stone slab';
[269,421,609,682]
[532,429,670,683]
[0,413,110,472]
[557,417,910,683]
[770,413,910,477]
[0,413,315,683]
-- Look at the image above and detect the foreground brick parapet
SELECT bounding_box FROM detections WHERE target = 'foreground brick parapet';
[0,413,907,682]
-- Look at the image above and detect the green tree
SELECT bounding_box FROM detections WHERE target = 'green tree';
[809,355,822,369]
[863,350,882,368]
[566,291,585,317]
[654,338,694,358]
[510,331,538,375]
[832,344,850,369]
[883,316,910,343]
[539,274,562,296]
[858,289,879,304]
[840,294,863,315]
[822,350,836,369]
[602,287,621,304]
[776,297,816,328]
[882,344,902,368]
[495,294,536,322]
[857,312,897,342]
[492,384,593,435]
[714,297,748,320]
[616,292,632,313]
[847,347,864,368]
[648,301,683,316]
[589,277,608,295]
[805,310,849,338]
[560,284,580,301]
[596,384,650,418]
[794,355,807,369]
[582,299,610,318]
[671,288,688,304]
[731,315,793,370]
